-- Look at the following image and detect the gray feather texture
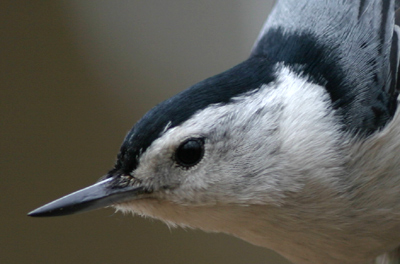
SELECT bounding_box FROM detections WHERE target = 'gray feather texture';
[253,0,399,136]
[256,0,394,93]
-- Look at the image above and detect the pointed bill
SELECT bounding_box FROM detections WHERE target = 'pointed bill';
[28,178,144,217]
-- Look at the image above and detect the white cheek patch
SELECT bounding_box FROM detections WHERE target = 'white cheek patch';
[133,65,344,206]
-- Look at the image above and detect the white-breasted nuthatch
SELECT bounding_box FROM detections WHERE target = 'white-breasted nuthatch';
[29,1,400,263]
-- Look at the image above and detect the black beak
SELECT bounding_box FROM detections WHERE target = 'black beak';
[28,178,144,217]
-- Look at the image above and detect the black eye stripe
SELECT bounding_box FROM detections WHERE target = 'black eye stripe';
[175,138,205,168]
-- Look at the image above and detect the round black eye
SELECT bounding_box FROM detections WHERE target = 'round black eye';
[175,138,204,168]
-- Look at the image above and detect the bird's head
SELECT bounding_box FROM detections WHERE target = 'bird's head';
[29,59,344,235]
[28,0,400,263]
[29,0,399,233]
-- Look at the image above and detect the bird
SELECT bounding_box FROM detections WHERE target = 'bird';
[29,0,400,263]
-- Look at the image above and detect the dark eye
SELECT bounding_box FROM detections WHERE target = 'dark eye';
[175,138,205,168]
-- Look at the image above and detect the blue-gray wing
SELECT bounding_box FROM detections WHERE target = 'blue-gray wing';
[252,0,400,135]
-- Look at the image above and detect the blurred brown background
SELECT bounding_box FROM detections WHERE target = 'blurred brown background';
[1,1,291,263]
